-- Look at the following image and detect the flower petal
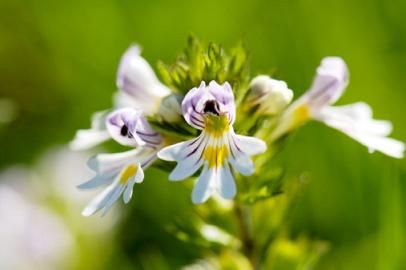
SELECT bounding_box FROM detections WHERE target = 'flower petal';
[116,45,170,115]
[101,184,125,216]
[81,182,121,216]
[228,132,266,176]
[77,172,117,189]
[322,102,393,136]
[123,182,134,204]
[87,149,140,174]
[120,164,143,205]
[233,134,267,156]
[159,135,207,181]
[192,165,216,204]
[70,111,110,150]
[182,81,236,129]
[306,57,349,108]
[69,130,110,151]
[317,105,405,158]
[106,108,161,147]
[217,163,236,199]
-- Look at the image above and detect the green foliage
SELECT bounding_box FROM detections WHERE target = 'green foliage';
[157,35,250,100]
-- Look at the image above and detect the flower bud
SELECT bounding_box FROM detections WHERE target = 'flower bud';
[247,75,293,115]
[158,94,183,123]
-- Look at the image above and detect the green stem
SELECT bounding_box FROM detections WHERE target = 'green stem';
[235,203,258,269]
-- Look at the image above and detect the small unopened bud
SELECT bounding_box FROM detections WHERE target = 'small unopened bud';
[158,94,183,122]
[247,75,293,115]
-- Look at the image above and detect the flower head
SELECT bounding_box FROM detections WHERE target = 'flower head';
[271,57,405,158]
[106,108,162,147]
[247,75,293,115]
[79,108,161,216]
[158,81,266,203]
[70,45,170,151]
[114,45,171,115]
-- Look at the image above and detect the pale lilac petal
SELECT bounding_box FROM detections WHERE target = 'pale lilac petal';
[106,108,162,147]
[317,105,405,158]
[323,102,393,136]
[133,164,145,183]
[116,45,170,104]
[233,134,267,156]
[229,152,254,176]
[87,149,140,174]
[81,182,121,216]
[157,141,186,162]
[170,159,204,181]
[159,135,207,181]
[70,111,110,150]
[305,57,349,108]
[77,172,116,190]
[208,81,236,124]
[182,80,236,129]
[101,184,125,216]
[182,82,207,129]
[69,129,110,151]
[217,164,236,199]
[228,132,265,175]
[123,182,134,204]
[120,164,144,204]
[192,165,216,204]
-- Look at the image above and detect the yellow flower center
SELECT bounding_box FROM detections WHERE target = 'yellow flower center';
[203,145,229,168]
[293,103,311,126]
[204,114,229,138]
[119,164,139,184]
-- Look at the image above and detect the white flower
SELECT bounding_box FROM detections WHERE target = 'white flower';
[247,75,293,115]
[114,45,171,114]
[79,108,162,216]
[70,45,170,151]
[271,57,405,158]
[158,81,266,203]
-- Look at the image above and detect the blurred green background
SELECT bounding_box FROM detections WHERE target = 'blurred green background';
[0,0,405,269]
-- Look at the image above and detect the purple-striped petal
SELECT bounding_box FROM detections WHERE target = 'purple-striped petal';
[106,108,162,147]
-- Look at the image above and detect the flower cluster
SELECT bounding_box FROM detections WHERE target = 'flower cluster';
[71,42,404,216]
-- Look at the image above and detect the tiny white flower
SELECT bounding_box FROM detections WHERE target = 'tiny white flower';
[272,57,405,158]
[158,81,266,203]
[247,75,293,115]
[79,108,162,216]
[114,45,171,115]
[70,45,170,151]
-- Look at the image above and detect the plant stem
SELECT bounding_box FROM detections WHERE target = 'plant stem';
[235,203,258,269]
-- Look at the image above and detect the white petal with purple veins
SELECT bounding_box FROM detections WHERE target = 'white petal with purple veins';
[305,57,349,108]
[106,108,162,147]
[116,45,170,115]
[158,135,208,181]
